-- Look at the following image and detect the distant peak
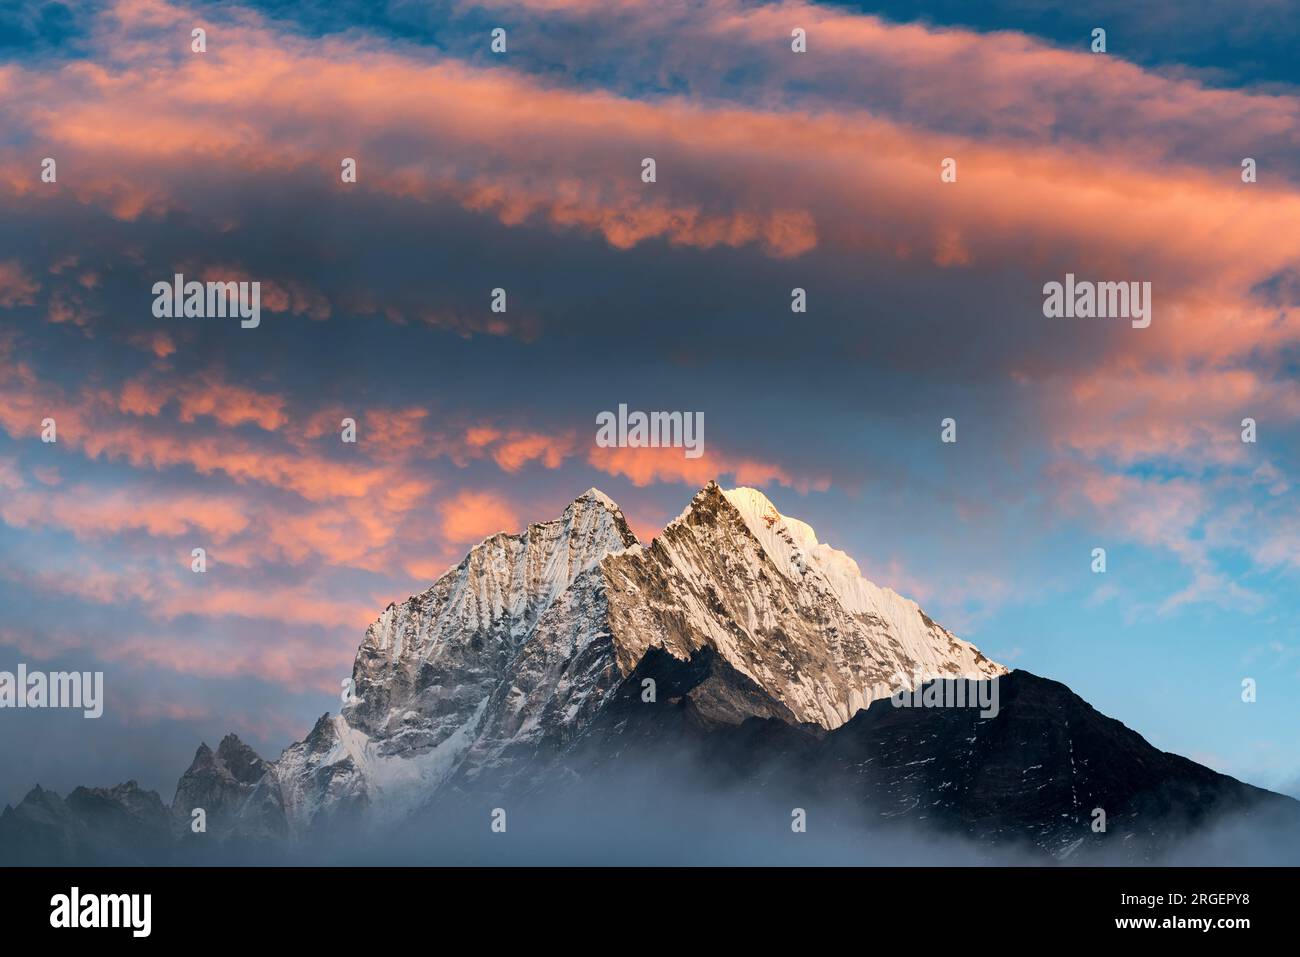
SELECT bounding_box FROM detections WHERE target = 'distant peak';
[216,733,262,764]
[573,487,620,510]
[571,487,638,548]
[21,784,64,809]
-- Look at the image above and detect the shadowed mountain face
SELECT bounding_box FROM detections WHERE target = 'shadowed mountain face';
[0,781,170,865]
[170,734,286,844]
[2,484,1295,865]
[522,651,1297,863]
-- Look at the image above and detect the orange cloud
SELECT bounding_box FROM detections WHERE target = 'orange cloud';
[620,511,663,544]
[0,357,416,503]
[196,265,331,321]
[7,555,376,635]
[175,378,287,431]
[463,426,577,472]
[0,260,39,307]
[116,371,287,430]
[587,443,828,492]
[0,0,1293,390]
[118,377,168,416]
[1051,364,1300,469]
[362,407,431,457]
[439,489,520,543]
[1,485,252,542]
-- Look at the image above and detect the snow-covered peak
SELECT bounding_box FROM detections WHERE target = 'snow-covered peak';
[670,482,936,626]
[722,485,896,615]
[559,487,635,544]
[720,485,1004,678]
[722,486,812,566]
[574,487,620,511]
[450,488,629,561]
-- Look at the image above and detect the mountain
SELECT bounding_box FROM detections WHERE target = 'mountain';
[264,481,1006,827]
[529,650,1295,862]
[2,482,1295,865]
[0,781,170,864]
[171,733,286,843]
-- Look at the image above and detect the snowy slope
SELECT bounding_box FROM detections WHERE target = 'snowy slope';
[721,486,1001,690]
[602,483,1005,729]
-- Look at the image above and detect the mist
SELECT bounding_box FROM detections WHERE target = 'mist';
[164,738,1300,868]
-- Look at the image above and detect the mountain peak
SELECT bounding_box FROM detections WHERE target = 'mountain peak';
[719,485,981,656]
[560,487,635,545]
[598,483,1006,730]
[721,484,776,511]
[664,479,728,527]
[216,734,270,785]
[574,487,619,510]
[242,483,1006,834]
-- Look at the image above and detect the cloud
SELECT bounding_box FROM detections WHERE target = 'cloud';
[0,259,39,306]
[0,483,252,542]
[1046,460,1283,615]
[465,426,576,472]
[587,443,827,492]
[439,489,520,543]
[7,0,1297,331]
[116,370,288,430]
[0,356,421,503]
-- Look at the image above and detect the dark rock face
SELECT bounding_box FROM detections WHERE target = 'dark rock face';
[171,733,285,843]
[66,781,172,861]
[0,737,286,865]
[0,785,84,865]
[809,670,1282,860]
[513,657,1299,863]
[0,781,171,865]
[791,670,1292,862]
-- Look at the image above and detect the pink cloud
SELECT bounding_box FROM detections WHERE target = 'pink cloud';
[587,443,828,493]
[439,489,521,544]
[0,0,1293,390]
[0,484,252,542]
[463,426,577,472]
[0,260,39,307]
